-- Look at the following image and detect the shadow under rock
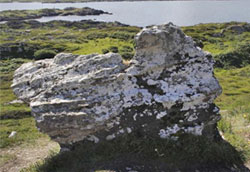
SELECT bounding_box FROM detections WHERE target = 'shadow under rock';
[34,132,250,172]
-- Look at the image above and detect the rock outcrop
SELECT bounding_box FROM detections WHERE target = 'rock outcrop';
[12,23,222,147]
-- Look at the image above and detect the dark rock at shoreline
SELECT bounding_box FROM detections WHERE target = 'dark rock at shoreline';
[0,7,110,22]
[2,19,127,30]
[225,24,250,34]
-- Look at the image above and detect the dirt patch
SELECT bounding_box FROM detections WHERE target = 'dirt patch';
[0,137,59,172]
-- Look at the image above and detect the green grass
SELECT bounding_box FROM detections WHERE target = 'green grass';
[215,66,250,111]
[0,153,16,166]
[215,66,250,162]
[182,22,250,55]
[0,59,46,149]
[1,21,249,68]
[182,22,250,68]
[0,21,139,59]
[0,117,45,148]
[0,59,31,120]
[71,38,134,55]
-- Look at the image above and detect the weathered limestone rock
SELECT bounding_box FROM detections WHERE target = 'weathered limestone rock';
[12,23,222,146]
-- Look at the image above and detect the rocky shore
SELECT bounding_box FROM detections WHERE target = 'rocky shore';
[0,7,111,22]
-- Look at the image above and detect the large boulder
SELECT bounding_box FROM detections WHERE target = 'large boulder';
[12,23,222,147]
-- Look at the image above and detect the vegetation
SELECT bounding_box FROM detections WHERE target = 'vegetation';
[215,66,250,164]
[1,21,250,68]
[34,49,56,60]
[0,21,249,170]
[183,22,250,68]
[0,59,46,149]
[0,20,139,59]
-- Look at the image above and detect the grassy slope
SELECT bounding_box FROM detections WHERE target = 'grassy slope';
[0,59,46,149]
[183,22,250,55]
[0,22,249,170]
[216,66,250,162]
[0,21,139,59]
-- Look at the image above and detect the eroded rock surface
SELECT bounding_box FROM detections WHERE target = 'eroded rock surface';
[12,23,222,146]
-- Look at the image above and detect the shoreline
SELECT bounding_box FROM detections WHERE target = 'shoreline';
[0,0,235,3]
[0,7,111,22]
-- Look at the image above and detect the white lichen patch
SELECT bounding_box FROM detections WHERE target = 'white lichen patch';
[159,124,181,139]
[156,111,167,119]
[127,127,132,133]
[159,123,204,139]
[87,135,99,143]
[184,123,204,136]
[106,134,116,141]
[187,113,198,122]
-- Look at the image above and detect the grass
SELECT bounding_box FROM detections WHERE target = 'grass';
[0,21,249,170]
[215,66,250,163]
[71,38,134,55]
[1,21,250,68]
[183,22,250,68]
[0,153,16,166]
[215,66,250,110]
[0,20,139,59]
[0,117,45,148]
[182,22,250,55]
[0,59,46,149]
[0,59,31,120]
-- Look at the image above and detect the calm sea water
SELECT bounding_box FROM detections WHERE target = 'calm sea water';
[0,1,250,26]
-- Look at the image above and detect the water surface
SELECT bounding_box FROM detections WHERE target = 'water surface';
[0,1,250,26]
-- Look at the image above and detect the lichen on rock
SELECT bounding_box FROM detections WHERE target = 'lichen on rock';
[12,23,222,147]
